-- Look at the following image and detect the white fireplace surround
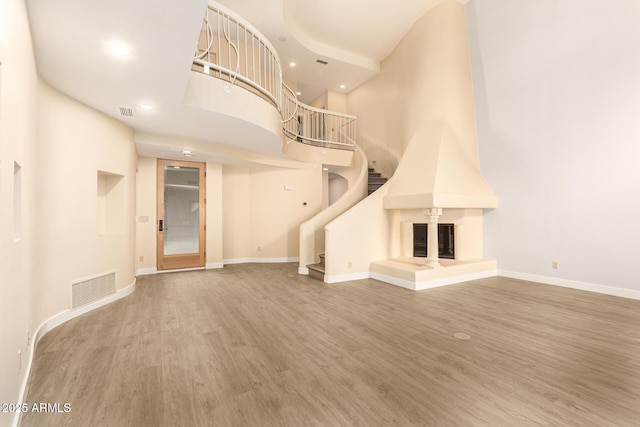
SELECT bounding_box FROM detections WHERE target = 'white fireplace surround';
[366,208,497,291]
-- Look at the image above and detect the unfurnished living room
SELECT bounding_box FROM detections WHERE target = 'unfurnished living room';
[1,0,639,426]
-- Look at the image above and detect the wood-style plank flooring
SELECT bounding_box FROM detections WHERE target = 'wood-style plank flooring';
[21,264,640,426]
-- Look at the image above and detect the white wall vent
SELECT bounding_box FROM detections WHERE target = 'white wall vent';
[118,107,134,118]
[71,272,116,309]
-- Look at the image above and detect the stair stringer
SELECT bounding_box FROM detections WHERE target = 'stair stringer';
[298,145,368,274]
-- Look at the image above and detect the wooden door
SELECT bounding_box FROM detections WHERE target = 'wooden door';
[157,159,206,270]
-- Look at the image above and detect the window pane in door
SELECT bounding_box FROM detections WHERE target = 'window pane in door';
[163,166,200,255]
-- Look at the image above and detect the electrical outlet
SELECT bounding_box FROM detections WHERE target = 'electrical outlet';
[139,255,144,262]
[348,261,352,268]
[257,246,261,252]
[552,261,559,269]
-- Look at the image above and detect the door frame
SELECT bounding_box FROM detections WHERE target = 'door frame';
[156,159,206,270]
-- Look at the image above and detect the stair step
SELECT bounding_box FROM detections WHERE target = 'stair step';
[367,167,387,196]
[369,177,387,184]
[307,263,325,281]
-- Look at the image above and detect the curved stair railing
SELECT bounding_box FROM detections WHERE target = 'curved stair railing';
[360,136,401,180]
[193,1,355,151]
[281,86,356,151]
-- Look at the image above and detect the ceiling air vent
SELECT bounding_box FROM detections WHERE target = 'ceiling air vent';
[316,59,328,65]
[118,107,135,118]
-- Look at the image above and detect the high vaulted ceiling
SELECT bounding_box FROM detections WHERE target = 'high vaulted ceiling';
[209,0,449,102]
[25,0,448,164]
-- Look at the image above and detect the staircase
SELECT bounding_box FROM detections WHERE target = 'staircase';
[307,254,325,281]
[368,167,388,195]
[305,168,388,282]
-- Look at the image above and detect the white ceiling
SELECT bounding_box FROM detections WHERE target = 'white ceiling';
[25,0,446,165]
[283,0,449,62]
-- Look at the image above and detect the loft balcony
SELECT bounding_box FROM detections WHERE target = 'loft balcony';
[190,1,357,164]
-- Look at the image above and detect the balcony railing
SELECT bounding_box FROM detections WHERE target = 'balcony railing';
[281,85,356,150]
[193,1,355,151]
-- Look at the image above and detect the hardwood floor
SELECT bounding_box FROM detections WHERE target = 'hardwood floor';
[21,264,640,426]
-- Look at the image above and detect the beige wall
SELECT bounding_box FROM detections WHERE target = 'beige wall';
[327,0,492,280]
[325,184,393,278]
[0,0,39,417]
[220,166,252,259]
[328,174,348,206]
[0,0,137,417]
[222,166,323,261]
[347,0,495,209]
[135,159,322,268]
[327,91,347,114]
[309,92,327,109]
[35,80,137,319]
[135,157,157,273]
[348,0,497,208]
[206,163,224,267]
[310,90,347,114]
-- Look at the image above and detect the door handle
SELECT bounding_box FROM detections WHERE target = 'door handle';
[158,219,164,232]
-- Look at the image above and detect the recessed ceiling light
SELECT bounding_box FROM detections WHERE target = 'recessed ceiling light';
[296,92,301,96]
[289,62,296,67]
[322,167,329,171]
[182,150,193,157]
[340,84,346,89]
[139,104,154,110]
[108,42,132,57]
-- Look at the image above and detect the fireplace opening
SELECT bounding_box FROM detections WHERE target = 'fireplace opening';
[413,223,455,259]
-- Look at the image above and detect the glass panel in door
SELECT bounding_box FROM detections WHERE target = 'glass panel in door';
[157,159,206,270]
[164,166,200,255]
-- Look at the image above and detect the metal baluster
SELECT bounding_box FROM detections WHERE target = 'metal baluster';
[244,27,248,78]
[217,10,221,75]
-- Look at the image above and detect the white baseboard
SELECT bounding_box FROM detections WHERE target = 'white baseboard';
[13,279,137,427]
[325,271,371,284]
[223,257,300,265]
[370,269,498,291]
[369,272,414,289]
[498,270,640,301]
[138,259,299,275]
[156,267,205,274]
[136,267,157,276]
[415,269,497,290]
[304,265,640,301]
